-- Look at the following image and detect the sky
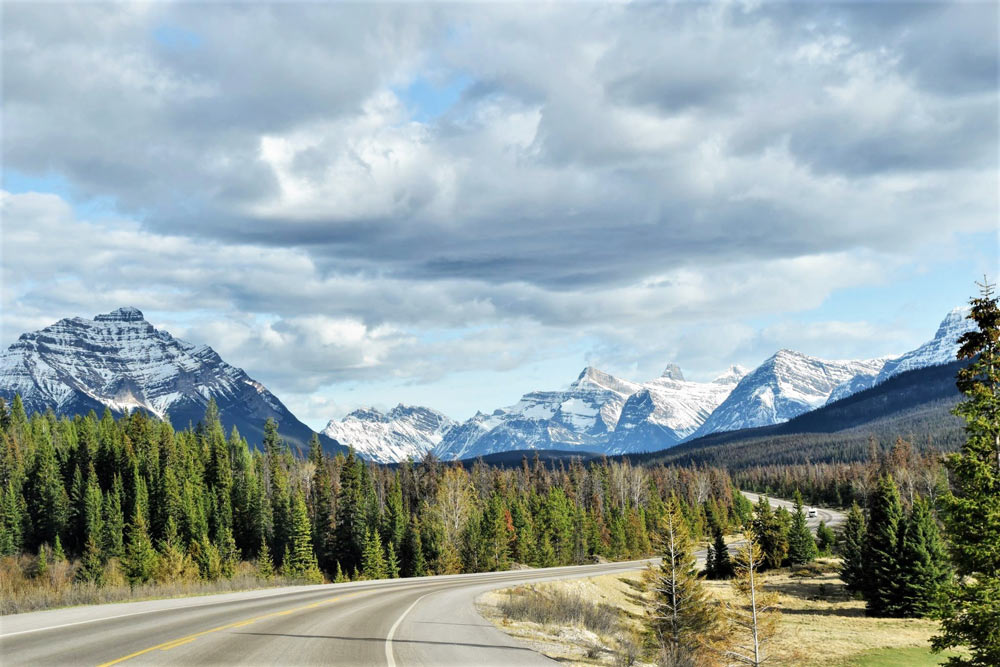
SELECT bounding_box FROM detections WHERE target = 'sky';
[1,1,998,430]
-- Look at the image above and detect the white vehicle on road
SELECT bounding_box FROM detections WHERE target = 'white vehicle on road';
[807,507,818,518]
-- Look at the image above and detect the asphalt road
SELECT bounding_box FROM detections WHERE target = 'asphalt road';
[0,558,657,667]
[741,491,846,531]
[0,494,844,667]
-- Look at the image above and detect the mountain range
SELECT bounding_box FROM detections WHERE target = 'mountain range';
[0,306,974,462]
[0,307,342,454]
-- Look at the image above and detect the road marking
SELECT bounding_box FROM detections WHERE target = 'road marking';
[95,591,364,666]
[0,584,347,638]
[385,592,431,667]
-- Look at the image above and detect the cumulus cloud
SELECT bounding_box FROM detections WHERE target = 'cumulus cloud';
[1,2,996,419]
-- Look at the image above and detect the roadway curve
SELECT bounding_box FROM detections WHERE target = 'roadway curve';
[0,495,843,666]
[741,491,846,531]
[0,559,656,667]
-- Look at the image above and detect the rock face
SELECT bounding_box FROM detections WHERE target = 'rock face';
[605,365,748,454]
[691,350,887,437]
[0,307,340,453]
[876,307,974,382]
[432,367,643,460]
[322,405,456,463]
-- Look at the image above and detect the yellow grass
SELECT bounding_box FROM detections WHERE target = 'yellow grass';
[479,558,946,667]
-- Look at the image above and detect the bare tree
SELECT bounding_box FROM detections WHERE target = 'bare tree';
[725,531,779,667]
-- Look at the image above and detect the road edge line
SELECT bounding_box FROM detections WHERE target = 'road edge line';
[385,592,430,667]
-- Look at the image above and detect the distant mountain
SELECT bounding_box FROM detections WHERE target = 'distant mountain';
[0,307,342,454]
[877,307,973,382]
[691,351,887,438]
[322,404,456,463]
[432,367,642,460]
[641,359,965,469]
[605,364,748,453]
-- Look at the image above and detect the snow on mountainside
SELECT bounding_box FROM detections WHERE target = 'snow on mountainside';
[876,307,973,382]
[605,364,748,454]
[322,404,456,463]
[692,350,886,437]
[0,307,339,453]
[432,367,643,460]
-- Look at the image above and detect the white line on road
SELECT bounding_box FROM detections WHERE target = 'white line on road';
[385,592,431,667]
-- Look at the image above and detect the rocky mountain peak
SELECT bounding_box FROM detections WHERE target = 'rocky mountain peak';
[94,306,146,322]
[660,364,685,381]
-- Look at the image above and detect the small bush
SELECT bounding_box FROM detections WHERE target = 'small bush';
[497,585,621,636]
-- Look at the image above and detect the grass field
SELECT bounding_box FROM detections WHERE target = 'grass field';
[479,558,951,667]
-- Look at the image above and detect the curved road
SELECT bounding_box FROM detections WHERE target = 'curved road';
[741,491,846,531]
[1,494,843,667]
[0,558,656,667]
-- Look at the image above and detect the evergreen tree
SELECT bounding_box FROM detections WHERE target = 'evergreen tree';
[896,498,949,617]
[102,475,125,560]
[52,535,66,562]
[284,491,322,583]
[787,491,818,565]
[122,508,157,586]
[361,528,387,580]
[76,536,104,584]
[751,496,787,570]
[706,524,732,579]
[864,475,903,616]
[401,516,427,578]
[331,450,366,574]
[386,540,400,579]
[26,429,68,550]
[256,537,274,579]
[934,280,1000,666]
[840,502,867,593]
[815,521,835,556]
[726,530,780,667]
[648,496,717,665]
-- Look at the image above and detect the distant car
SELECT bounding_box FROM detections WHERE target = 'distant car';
[807,508,818,518]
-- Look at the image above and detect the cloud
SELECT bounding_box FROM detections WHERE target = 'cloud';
[2,2,996,418]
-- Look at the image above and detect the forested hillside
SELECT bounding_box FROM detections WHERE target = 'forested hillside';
[0,394,747,607]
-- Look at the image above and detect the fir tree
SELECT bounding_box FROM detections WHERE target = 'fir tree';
[102,476,125,559]
[361,528,387,580]
[896,498,949,617]
[707,524,732,579]
[934,280,1000,666]
[786,491,818,565]
[815,521,835,556]
[284,491,322,583]
[401,517,427,578]
[256,537,274,579]
[648,496,717,665]
[122,508,157,586]
[76,536,104,584]
[864,475,903,616]
[840,502,867,593]
[52,535,66,562]
[386,540,400,579]
[751,496,787,570]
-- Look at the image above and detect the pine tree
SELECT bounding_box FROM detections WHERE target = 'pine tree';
[361,528,387,580]
[726,530,780,667]
[284,491,322,583]
[648,496,718,665]
[707,524,732,579]
[787,491,818,565]
[256,537,274,579]
[386,540,400,579]
[896,498,949,617]
[864,475,903,616]
[102,476,125,560]
[52,535,66,562]
[934,280,1000,666]
[76,535,104,584]
[34,543,48,579]
[840,502,867,593]
[401,517,427,578]
[815,521,835,556]
[122,507,157,586]
[26,429,68,550]
[751,496,787,570]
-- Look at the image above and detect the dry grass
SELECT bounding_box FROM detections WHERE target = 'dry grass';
[479,558,946,667]
[0,555,308,615]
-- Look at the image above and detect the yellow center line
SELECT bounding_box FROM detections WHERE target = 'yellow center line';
[96,591,364,666]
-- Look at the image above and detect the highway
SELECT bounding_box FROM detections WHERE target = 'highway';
[0,494,843,667]
[0,558,657,667]
[741,491,846,531]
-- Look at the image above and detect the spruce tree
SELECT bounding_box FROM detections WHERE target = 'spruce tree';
[122,508,157,586]
[840,502,867,593]
[864,475,903,616]
[751,496,788,570]
[284,491,322,583]
[787,491,818,565]
[76,535,104,584]
[401,516,427,578]
[896,498,949,617]
[256,536,274,579]
[934,283,1000,665]
[707,524,732,579]
[361,528,387,580]
[648,496,717,665]
[815,521,835,556]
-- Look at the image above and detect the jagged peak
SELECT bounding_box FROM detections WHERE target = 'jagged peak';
[94,306,145,322]
[713,364,749,384]
[346,407,386,421]
[660,363,685,381]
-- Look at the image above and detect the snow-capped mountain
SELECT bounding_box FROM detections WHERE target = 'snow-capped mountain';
[605,364,748,454]
[0,307,340,453]
[322,404,456,463]
[692,350,887,437]
[432,367,642,460]
[877,307,973,382]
